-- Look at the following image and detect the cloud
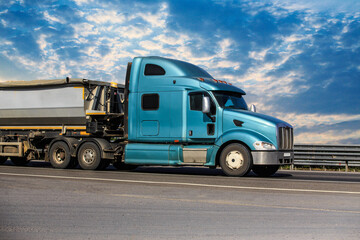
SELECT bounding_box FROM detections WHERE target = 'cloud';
[0,0,359,144]
[295,129,360,144]
[85,9,126,24]
[136,2,168,28]
[277,113,360,129]
[271,0,360,14]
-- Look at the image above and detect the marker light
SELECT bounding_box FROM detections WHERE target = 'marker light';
[212,79,232,85]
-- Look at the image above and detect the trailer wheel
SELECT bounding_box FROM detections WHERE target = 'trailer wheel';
[11,157,28,166]
[252,165,279,177]
[78,142,102,170]
[0,157,7,165]
[219,143,252,177]
[49,141,73,169]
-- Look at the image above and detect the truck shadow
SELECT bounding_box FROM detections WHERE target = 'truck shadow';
[131,166,292,178]
[2,160,292,178]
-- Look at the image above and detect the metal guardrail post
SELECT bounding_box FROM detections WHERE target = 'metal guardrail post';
[345,161,349,172]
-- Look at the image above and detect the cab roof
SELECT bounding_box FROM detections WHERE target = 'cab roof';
[135,56,213,78]
[136,56,246,95]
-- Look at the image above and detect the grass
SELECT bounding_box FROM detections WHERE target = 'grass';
[280,165,360,172]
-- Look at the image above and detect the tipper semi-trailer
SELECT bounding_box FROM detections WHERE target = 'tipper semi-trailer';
[0,56,294,177]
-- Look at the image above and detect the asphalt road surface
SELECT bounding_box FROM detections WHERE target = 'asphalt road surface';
[0,161,359,240]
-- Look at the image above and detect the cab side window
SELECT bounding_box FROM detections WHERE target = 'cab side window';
[142,94,159,110]
[189,93,203,111]
[144,64,166,76]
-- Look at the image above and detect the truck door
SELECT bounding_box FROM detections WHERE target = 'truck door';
[186,91,217,142]
[138,92,163,137]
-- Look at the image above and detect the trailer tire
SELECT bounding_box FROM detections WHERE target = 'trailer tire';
[49,141,73,169]
[219,143,252,177]
[0,157,7,165]
[78,142,102,170]
[252,165,279,177]
[11,157,28,166]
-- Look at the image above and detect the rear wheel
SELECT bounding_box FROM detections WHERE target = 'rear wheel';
[219,143,252,177]
[252,165,279,177]
[11,157,28,166]
[78,142,102,170]
[49,141,73,169]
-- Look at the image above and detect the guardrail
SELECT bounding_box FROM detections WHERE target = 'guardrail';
[293,144,360,171]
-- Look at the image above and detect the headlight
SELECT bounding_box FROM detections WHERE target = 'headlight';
[253,141,276,150]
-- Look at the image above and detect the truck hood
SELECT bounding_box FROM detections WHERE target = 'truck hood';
[221,109,292,148]
[223,109,292,128]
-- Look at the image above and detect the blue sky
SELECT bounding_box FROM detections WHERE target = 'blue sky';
[0,0,359,144]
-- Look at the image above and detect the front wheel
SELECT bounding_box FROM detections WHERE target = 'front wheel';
[219,143,252,177]
[252,165,279,177]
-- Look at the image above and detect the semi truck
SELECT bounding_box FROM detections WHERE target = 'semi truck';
[0,56,293,177]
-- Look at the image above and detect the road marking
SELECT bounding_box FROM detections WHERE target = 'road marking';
[123,169,360,185]
[106,167,360,184]
[0,172,359,195]
[112,194,360,214]
[1,165,359,184]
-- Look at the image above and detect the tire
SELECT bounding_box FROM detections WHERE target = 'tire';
[252,165,279,177]
[219,143,252,177]
[113,161,138,171]
[49,141,73,169]
[78,142,102,170]
[11,157,28,166]
[0,157,7,165]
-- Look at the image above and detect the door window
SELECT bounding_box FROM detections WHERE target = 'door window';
[189,92,216,115]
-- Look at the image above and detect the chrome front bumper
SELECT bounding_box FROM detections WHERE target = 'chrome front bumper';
[252,151,294,165]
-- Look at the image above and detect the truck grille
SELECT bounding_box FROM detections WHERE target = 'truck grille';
[278,127,293,150]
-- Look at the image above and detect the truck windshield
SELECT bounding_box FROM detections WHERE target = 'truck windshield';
[213,91,248,110]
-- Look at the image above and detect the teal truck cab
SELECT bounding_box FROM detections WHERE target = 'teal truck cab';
[123,56,294,177]
[0,56,293,177]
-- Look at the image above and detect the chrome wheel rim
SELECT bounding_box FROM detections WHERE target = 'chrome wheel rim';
[82,149,95,164]
[225,151,244,169]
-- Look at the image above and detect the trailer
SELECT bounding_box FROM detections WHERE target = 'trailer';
[0,57,294,177]
[0,78,126,169]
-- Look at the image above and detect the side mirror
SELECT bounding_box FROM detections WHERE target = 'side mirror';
[249,104,256,112]
[202,96,211,114]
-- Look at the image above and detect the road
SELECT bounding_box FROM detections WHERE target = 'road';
[0,161,359,240]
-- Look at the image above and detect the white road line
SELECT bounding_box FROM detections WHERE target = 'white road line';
[119,169,360,184]
[103,167,360,184]
[112,194,360,214]
[0,172,359,195]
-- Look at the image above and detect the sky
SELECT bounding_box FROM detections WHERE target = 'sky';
[0,0,359,144]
